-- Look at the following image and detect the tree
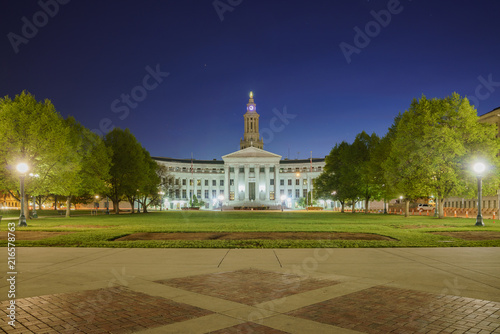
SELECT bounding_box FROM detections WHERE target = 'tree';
[351,131,382,213]
[384,94,500,218]
[137,148,161,213]
[58,117,111,217]
[104,128,148,214]
[0,91,73,218]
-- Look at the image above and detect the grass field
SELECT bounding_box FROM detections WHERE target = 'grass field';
[1,210,500,248]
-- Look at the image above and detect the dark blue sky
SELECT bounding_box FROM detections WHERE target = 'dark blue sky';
[2,0,500,160]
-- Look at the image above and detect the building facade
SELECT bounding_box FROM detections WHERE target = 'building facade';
[154,93,325,210]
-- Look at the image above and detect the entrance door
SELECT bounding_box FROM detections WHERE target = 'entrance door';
[249,182,256,200]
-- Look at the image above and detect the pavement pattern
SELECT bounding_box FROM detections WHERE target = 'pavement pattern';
[0,247,499,333]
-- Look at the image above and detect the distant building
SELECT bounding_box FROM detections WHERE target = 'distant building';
[153,93,327,210]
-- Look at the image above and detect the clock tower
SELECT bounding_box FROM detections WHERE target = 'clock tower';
[240,91,264,150]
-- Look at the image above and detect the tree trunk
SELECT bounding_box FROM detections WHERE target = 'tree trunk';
[112,200,120,214]
[364,198,369,214]
[66,196,71,218]
[352,201,356,213]
[341,201,345,213]
[404,200,410,217]
[438,197,444,218]
[24,194,30,219]
[54,195,58,210]
[129,200,135,213]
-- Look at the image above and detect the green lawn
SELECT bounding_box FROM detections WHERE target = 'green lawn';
[2,211,499,248]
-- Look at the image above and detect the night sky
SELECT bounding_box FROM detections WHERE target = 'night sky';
[2,0,500,160]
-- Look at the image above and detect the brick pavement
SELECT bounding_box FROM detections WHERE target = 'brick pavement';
[288,285,500,334]
[156,268,339,306]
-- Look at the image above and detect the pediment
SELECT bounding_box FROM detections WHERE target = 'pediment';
[222,147,282,161]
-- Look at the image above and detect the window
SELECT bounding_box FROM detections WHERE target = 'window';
[175,189,180,198]
[303,179,308,185]
[229,191,235,200]
[182,190,187,199]
[270,179,274,186]
[230,179,234,186]
[230,167,234,172]
[295,189,300,198]
[182,167,187,171]
[270,167,275,172]
[303,189,308,198]
[175,179,179,185]
[212,180,216,186]
[205,180,208,186]
[189,179,193,186]
[220,190,224,197]
[280,179,284,186]
[270,191,275,200]
[220,180,224,186]
[240,167,244,173]
[295,179,300,186]
[197,179,201,186]
[260,167,265,173]
[250,168,255,173]
[288,179,292,186]
[205,190,209,199]
[212,190,217,198]
[288,189,292,197]
[182,179,186,186]
[197,190,201,198]
[280,189,285,197]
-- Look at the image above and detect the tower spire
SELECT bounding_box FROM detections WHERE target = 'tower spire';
[240,92,263,150]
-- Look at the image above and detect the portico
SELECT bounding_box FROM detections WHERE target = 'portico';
[222,147,281,207]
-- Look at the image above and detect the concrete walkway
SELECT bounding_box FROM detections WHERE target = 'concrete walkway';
[1,247,499,333]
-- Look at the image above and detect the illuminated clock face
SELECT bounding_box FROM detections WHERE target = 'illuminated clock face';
[249,105,254,111]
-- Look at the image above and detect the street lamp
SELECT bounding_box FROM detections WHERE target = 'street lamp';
[218,195,224,211]
[473,162,486,226]
[16,163,29,227]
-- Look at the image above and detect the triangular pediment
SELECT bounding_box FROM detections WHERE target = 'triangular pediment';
[222,147,282,160]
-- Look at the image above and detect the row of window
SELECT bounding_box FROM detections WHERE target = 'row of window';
[175,178,312,187]
[165,166,323,174]
[173,188,310,201]
[444,200,497,209]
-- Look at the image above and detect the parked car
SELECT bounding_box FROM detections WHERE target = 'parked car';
[417,204,434,211]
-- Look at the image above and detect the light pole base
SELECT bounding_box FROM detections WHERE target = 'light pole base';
[475,215,484,226]
[18,215,27,227]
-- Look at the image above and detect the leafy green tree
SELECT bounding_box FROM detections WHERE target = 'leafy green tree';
[385,94,500,218]
[137,148,161,213]
[0,91,73,218]
[104,128,148,214]
[58,117,111,217]
[351,131,382,213]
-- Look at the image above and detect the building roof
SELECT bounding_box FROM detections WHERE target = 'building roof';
[279,158,325,164]
[152,157,224,164]
[479,106,500,118]
[222,147,282,160]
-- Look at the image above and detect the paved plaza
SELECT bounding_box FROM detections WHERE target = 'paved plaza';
[1,247,499,333]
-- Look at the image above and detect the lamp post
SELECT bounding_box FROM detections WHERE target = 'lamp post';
[473,162,486,226]
[28,173,39,218]
[218,195,224,211]
[16,163,29,227]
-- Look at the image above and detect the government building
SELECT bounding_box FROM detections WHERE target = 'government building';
[153,93,326,210]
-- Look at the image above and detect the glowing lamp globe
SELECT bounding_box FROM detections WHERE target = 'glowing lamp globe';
[473,162,486,174]
[16,163,29,174]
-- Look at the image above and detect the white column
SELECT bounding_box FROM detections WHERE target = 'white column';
[264,165,270,200]
[244,165,249,201]
[255,164,260,201]
[224,166,229,202]
[235,165,239,201]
